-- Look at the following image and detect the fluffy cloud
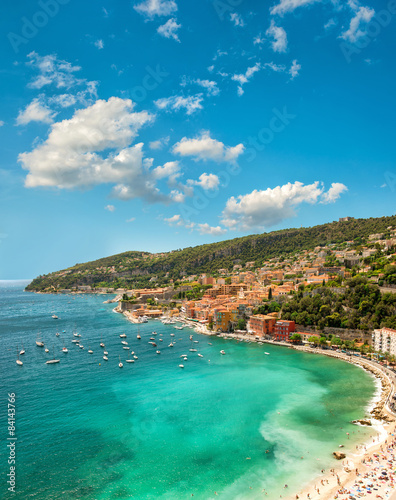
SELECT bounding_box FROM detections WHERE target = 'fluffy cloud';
[157,18,181,42]
[221,181,347,230]
[164,214,183,225]
[289,59,301,79]
[172,131,244,163]
[231,62,261,96]
[26,52,98,94]
[153,161,181,181]
[197,223,227,235]
[149,136,170,150]
[230,13,245,27]
[188,173,220,190]
[105,204,115,212]
[16,97,56,125]
[270,0,322,16]
[0,121,4,126]
[194,79,220,96]
[320,182,348,203]
[134,0,177,17]
[266,20,288,52]
[155,94,204,115]
[94,39,104,50]
[340,5,375,42]
[17,97,182,204]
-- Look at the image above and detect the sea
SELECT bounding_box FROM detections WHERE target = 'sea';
[0,281,376,500]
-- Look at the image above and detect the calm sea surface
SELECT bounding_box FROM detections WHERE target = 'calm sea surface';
[0,282,375,499]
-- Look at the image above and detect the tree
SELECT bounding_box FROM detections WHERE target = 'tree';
[308,336,320,345]
[319,336,328,347]
[268,287,272,300]
[290,333,302,344]
[237,318,246,330]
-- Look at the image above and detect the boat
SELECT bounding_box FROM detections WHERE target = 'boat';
[170,333,175,337]
[152,331,157,335]
[120,333,127,338]
[19,344,25,355]
[100,335,105,348]
[121,341,128,345]
[56,331,60,337]
[45,346,49,353]
[119,356,123,368]
[72,339,79,343]
[88,348,93,354]
[137,334,141,340]
[208,343,212,345]
[52,314,58,319]
[159,339,163,342]
[156,350,161,354]
[79,345,84,349]
[104,350,108,355]
[126,359,135,363]
[264,352,270,355]
[36,332,44,347]
[46,347,60,364]
[62,346,68,353]
[103,356,108,361]
[179,364,184,368]
[175,326,183,330]
[150,337,155,341]
[220,350,226,355]
[16,347,23,366]
[123,346,129,350]
[168,343,174,347]
[189,349,197,352]
[133,355,138,359]
[198,354,204,358]
[73,332,81,337]
[193,340,199,343]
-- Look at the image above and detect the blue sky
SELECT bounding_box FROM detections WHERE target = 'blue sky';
[0,0,395,279]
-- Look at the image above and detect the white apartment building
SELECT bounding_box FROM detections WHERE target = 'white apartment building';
[373,328,396,355]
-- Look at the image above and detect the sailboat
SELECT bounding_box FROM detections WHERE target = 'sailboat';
[62,343,68,353]
[119,356,123,368]
[36,332,44,347]
[45,345,49,353]
[16,346,23,366]
[100,335,105,348]
[19,344,25,355]
[137,327,141,340]
[88,347,93,354]
[120,333,127,338]
[56,330,60,337]
[46,346,60,364]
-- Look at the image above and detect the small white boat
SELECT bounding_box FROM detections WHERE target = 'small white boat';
[159,339,163,342]
[126,359,135,363]
[198,354,204,358]
[62,347,68,353]
[52,315,58,319]
[189,349,197,352]
[208,343,212,345]
[175,326,183,330]
[104,351,108,355]
[103,356,108,361]
[73,332,80,337]
[16,347,23,366]
[264,352,270,355]
[179,364,184,368]
[100,343,105,348]
[79,345,84,349]
[45,347,49,353]
[137,335,141,340]
[20,344,25,355]
[72,339,79,343]
[170,333,175,337]
[133,355,138,359]
[56,331,60,337]
[46,359,60,364]
[119,356,123,368]
[220,350,225,355]
[121,341,128,345]
[180,354,187,358]
[123,346,129,350]
[168,343,174,347]
[88,349,93,354]
[193,340,199,343]
[120,334,127,338]
[156,350,161,354]
[36,333,44,347]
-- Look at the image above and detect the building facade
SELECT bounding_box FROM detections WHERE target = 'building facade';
[373,328,396,355]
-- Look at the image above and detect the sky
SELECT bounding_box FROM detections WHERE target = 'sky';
[0,0,395,279]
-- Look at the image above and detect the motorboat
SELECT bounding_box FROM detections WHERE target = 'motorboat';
[52,315,59,319]
[103,356,108,361]
[198,354,204,358]
[126,359,135,363]
[121,341,128,345]
[156,350,161,354]
[19,344,25,355]
[120,334,127,338]
[119,356,123,368]
[220,350,226,355]
[179,364,184,368]
[62,347,68,353]
[104,350,108,355]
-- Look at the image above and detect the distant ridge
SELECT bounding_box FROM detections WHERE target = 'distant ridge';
[26,215,396,292]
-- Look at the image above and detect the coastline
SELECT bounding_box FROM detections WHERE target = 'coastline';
[117,309,396,499]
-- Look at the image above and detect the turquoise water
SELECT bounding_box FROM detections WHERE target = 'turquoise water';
[0,282,376,499]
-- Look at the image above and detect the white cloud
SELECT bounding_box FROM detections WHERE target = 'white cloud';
[289,59,301,79]
[126,217,136,222]
[324,18,336,30]
[320,182,348,203]
[264,62,286,72]
[254,34,265,45]
[230,13,245,27]
[16,97,56,125]
[134,0,177,17]
[149,136,170,150]
[231,62,261,96]
[207,64,215,72]
[188,173,220,190]
[154,94,204,115]
[157,18,181,42]
[26,52,98,94]
[195,79,220,96]
[340,5,375,42]
[266,20,288,52]
[94,39,104,50]
[170,189,185,202]
[17,97,180,205]
[221,181,347,230]
[48,94,77,108]
[105,204,115,212]
[0,121,4,127]
[172,131,244,163]
[270,0,322,16]
[197,223,227,235]
[153,161,181,181]
[164,214,183,225]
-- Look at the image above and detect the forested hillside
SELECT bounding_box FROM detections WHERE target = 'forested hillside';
[26,215,396,292]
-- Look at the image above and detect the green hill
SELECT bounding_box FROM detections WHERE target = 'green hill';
[26,215,396,292]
